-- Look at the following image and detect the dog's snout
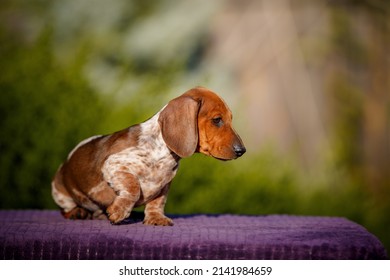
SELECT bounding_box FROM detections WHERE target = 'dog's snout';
[233,144,246,157]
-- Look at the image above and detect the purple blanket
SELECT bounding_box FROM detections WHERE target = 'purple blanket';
[0,210,386,260]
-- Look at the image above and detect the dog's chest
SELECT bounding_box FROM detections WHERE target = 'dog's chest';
[101,112,178,201]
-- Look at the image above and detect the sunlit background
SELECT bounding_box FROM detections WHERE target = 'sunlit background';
[1,0,389,253]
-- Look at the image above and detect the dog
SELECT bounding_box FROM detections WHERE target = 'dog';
[52,87,246,226]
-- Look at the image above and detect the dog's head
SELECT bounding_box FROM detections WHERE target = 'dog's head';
[159,87,246,160]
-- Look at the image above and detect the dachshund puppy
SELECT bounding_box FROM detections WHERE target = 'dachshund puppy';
[52,87,246,226]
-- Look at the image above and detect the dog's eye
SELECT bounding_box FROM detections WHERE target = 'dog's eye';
[212,117,223,127]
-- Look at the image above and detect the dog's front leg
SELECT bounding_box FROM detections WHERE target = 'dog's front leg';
[106,171,140,224]
[143,182,173,226]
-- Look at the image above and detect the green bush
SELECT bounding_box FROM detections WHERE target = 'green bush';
[166,151,301,215]
[0,27,107,208]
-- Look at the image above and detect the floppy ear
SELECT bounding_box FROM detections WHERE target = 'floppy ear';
[158,96,200,158]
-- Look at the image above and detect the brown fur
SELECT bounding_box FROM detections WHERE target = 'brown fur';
[52,87,245,225]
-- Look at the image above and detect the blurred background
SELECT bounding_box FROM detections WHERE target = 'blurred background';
[0,0,389,253]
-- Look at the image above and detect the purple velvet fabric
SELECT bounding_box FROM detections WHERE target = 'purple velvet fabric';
[0,210,386,260]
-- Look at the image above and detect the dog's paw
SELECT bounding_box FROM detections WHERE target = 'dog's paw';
[62,207,91,220]
[143,213,173,226]
[106,205,129,224]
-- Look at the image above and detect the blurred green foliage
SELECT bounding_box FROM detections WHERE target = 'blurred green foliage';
[325,1,390,253]
[167,151,300,215]
[0,0,389,255]
[0,26,107,208]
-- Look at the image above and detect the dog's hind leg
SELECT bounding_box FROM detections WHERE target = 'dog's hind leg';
[51,172,91,219]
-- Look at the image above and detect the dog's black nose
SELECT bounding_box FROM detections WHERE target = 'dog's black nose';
[234,145,246,157]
